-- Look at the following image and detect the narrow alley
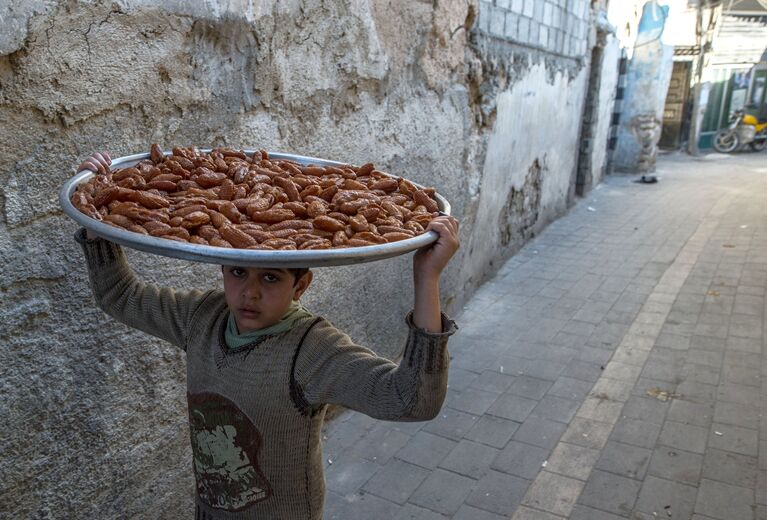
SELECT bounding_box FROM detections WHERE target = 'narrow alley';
[323,152,767,520]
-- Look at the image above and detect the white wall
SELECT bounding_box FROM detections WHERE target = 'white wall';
[461,60,589,287]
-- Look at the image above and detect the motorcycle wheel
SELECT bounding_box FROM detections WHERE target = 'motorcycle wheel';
[713,130,740,153]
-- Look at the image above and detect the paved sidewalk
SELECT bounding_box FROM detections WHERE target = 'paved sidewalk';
[322,152,767,520]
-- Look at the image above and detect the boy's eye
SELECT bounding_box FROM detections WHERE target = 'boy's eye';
[263,273,280,283]
[230,267,246,278]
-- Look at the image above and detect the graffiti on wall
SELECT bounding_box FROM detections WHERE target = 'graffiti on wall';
[629,113,662,173]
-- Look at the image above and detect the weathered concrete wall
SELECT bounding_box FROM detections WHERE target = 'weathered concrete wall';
[460,43,589,289]
[0,0,604,517]
[462,0,594,290]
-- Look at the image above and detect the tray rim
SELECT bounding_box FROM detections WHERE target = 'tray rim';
[59,149,451,268]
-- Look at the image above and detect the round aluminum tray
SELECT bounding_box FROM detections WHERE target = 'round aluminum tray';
[59,150,451,267]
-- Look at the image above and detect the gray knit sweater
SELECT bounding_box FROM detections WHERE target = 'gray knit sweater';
[76,230,456,520]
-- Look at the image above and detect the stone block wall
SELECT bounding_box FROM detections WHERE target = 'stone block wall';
[477,0,591,57]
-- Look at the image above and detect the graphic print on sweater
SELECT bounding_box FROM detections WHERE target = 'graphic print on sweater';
[187,392,273,511]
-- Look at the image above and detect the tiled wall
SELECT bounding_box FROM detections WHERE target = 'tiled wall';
[477,0,592,58]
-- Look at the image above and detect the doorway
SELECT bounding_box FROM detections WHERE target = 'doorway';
[660,61,693,149]
[575,46,604,197]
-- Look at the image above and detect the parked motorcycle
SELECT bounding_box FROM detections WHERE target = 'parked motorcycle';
[713,109,767,153]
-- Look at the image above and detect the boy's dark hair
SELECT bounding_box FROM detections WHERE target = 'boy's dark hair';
[289,268,310,286]
[221,266,310,286]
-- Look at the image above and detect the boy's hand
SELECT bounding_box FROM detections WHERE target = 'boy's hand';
[77,152,112,240]
[413,215,460,281]
[77,152,112,175]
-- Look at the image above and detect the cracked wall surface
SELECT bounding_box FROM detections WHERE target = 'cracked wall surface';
[460,33,591,292]
[1,0,607,517]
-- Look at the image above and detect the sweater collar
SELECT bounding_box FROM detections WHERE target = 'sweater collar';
[224,300,313,349]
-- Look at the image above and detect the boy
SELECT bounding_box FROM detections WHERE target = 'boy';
[76,152,460,519]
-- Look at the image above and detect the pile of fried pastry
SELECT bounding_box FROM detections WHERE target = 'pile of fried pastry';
[71,145,441,250]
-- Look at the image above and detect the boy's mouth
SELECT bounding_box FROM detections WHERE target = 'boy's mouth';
[240,308,260,318]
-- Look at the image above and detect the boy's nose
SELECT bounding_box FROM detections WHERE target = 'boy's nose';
[243,283,261,300]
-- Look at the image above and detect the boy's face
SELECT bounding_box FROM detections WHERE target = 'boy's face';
[222,266,312,333]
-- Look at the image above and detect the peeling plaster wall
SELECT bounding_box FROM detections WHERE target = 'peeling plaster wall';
[460,40,589,291]
[0,0,601,517]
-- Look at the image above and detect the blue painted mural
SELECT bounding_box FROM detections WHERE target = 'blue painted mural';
[614,1,674,172]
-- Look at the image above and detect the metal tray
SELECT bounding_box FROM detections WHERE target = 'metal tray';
[59,150,451,267]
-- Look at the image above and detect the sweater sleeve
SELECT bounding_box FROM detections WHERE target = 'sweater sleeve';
[75,228,216,350]
[294,313,457,421]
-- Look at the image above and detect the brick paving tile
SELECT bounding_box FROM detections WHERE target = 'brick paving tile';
[485,392,538,422]
[676,380,718,404]
[722,363,760,386]
[701,448,757,488]
[324,490,401,520]
[520,470,584,516]
[438,439,499,479]
[666,399,714,427]
[756,471,767,505]
[512,416,569,450]
[707,422,759,456]
[445,387,501,416]
[511,507,565,520]
[393,504,449,519]
[621,395,669,424]
[634,476,698,520]
[559,417,613,450]
[609,416,662,448]
[578,469,642,516]
[658,420,709,454]
[561,360,605,382]
[529,395,580,423]
[362,459,431,505]
[422,407,479,441]
[346,426,411,464]
[491,440,550,479]
[462,413,519,448]
[464,470,530,516]
[683,362,721,385]
[324,455,380,495]
[569,505,625,520]
[647,446,703,485]
[452,505,506,520]
[408,469,476,516]
[507,375,554,400]
[395,431,456,470]
[594,441,652,479]
[544,442,600,480]
[469,370,517,393]
[694,479,755,520]
[546,376,594,401]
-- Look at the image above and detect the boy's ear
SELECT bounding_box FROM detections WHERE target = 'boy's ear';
[293,270,313,300]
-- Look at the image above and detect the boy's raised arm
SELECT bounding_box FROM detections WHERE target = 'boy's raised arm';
[74,152,215,350]
[76,230,216,351]
[294,216,460,421]
[411,216,460,332]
